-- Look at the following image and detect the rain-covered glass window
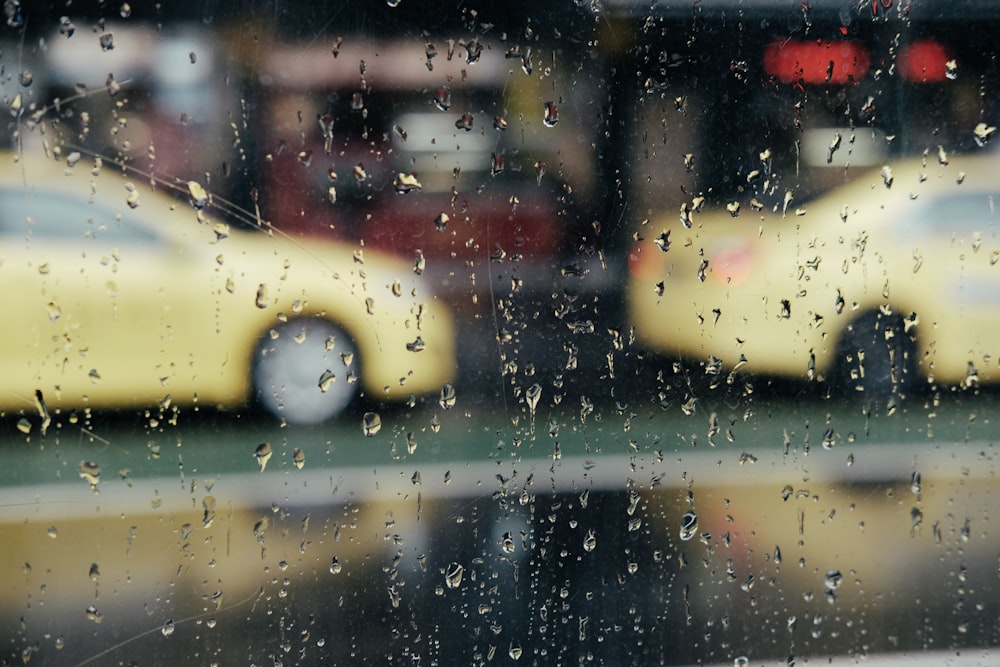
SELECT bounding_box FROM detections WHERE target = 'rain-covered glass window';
[3,1,998,665]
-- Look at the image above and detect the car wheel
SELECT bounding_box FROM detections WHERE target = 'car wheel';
[834,310,918,398]
[252,317,360,424]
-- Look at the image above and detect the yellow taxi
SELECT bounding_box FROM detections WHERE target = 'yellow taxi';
[628,152,1000,395]
[1,150,456,423]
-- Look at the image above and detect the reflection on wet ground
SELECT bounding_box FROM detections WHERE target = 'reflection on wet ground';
[2,387,997,665]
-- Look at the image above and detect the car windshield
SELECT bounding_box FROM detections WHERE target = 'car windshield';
[2,2,998,666]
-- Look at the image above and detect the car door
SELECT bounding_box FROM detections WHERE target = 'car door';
[0,181,221,411]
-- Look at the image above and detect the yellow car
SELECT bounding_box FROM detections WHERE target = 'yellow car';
[628,152,1000,395]
[1,150,456,423]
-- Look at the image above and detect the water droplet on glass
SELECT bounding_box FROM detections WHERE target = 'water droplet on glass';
[99,32,114,51]
[433,86,451,111]
[945,59,958,79]
[822,428,835,449]
[910,471,921,494]
[493,116,508,131]
[202,496,216,528]
[525,383,542,416]
[697,259,709,282]
[583,529,597,552]
[543,101,559,127]
[734,658,749,667]
[79,461,101,490]
[255,283,268,309]
[973,122,996,147]
[187,181,209,209]
[59,16,76,37]
[253,443,272,472]
[937,145,949,166]
[362,412,382,437]
[85,606,103,623]
[679,511,698,541]
[161,619,175,637]
[500,531,516,554]
[394,172,422,193]
[824,569,843,590]
[455,113,474,131]
[329,556,342,574]
[445,562,464,589]
[434,212,450,231]
[292,448,305,470]
[318,369,337,393]
[508,644,523,660]
[491,151,505,176]
[880,165,893,188]
[105,74,120,98]
[439,383,456,409]
[680,396,697,416]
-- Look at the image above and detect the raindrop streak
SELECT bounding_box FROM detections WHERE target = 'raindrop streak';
[525,383,542,415]
[253,443,272,472]
[679,511,698,541]
[445,562,464,589]
[202,496,217,528]
[362,412,382,437]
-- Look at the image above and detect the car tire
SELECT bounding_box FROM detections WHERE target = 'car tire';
[834,310,918,399]
[252,317,360,424]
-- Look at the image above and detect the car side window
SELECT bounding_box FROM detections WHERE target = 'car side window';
[0,188,159,243]
[911,192,1000,233]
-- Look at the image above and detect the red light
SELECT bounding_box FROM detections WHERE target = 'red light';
[898,40,950,82]
[711,243,753,286]
[763,39,870,85]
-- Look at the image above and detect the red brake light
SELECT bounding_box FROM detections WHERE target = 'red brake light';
[628,241,660,281]
[711,243,754,286]
[763,39,870,85]
[898,40,951,83]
